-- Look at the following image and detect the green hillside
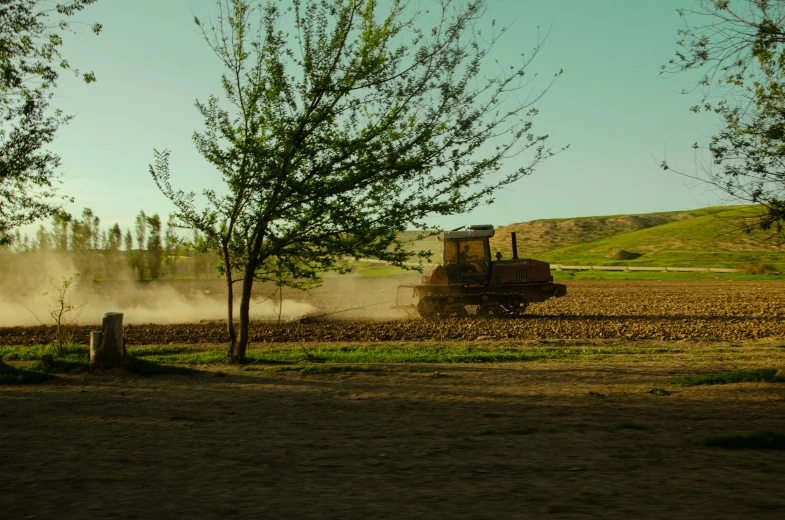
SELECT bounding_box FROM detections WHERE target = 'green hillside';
[490,206,784,271]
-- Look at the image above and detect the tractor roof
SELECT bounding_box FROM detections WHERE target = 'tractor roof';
[442,225,495,240]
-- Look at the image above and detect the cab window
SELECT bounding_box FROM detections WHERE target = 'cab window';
[443,240,458,263]
[458,239,488,264]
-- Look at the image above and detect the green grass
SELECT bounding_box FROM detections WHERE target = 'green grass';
[0,344,200,379]
[704,431,785,450]
[0,368,55,385]
[322,260,420,278]
[672,368,781,386]
[127,344,691,365]
[0,344,88,361]
[553,270,781,281]
[28,357,88,374]
[0,344,89,381]
[537,206,785,271]
[487,205,785,274]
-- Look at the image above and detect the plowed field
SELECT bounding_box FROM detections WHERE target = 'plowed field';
[2,280,784,345]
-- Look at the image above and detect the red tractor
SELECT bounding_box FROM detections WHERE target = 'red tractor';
[394,225,566,319]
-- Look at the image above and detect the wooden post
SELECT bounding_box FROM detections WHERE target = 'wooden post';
[89,331,102,362]
[90,312,124,369]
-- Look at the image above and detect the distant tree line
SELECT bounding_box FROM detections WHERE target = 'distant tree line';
[0,208,217,281]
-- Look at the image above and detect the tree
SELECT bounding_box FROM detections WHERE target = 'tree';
[152,0,564,360]
[664,0,785,244]
[123,229,134,276]
[51,211,72,250]
[164,215,180,277]
[123,229,133,252]
[0,1,102,244]
[35,224,51,250]
[107,223,122,252]
[133,210,147,280]
[145,213,163,280]
[70,207,96,250]
[104,223,122,277]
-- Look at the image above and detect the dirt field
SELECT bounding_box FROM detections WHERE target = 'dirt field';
[3,279,785,345]
[2,341,785,519]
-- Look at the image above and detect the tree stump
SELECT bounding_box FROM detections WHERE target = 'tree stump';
[89,331,102,361]
[90,313,125,370]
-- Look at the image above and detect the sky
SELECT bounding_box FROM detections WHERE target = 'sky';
[38,0,723,234]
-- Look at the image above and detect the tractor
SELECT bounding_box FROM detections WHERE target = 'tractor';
[393,225,566,319]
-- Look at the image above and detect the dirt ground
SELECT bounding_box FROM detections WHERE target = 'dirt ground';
[4,280,785,345]
[2,345,785,519]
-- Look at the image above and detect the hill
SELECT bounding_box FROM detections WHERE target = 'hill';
[490,205,784,270]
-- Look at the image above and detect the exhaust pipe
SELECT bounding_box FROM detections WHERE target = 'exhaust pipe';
[511,232,518,260]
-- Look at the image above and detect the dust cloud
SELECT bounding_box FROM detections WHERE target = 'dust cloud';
[302,272,422,320]
[0,252,316,326]
[0,251,422,327]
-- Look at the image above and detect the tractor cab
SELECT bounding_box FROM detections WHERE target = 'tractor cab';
[441,225,494,285]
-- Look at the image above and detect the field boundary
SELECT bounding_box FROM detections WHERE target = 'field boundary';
[551,264,738,273]
[353,257,739,273]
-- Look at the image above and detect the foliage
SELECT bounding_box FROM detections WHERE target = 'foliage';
[0,0,101,244]
[44,272,86,354]
[152,0,564,359]
[663,0,785,244]
[145,213,163,280]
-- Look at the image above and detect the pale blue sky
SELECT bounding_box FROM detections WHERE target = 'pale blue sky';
[43,0,719,233]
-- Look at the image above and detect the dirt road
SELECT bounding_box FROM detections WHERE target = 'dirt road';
[2,355,785,519]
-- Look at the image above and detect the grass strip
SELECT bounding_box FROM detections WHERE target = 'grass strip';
[127,344,687,365]
[672,368,780,386]
[0,368,55,385]
[0,344,88,361]
[704,431,785,450]
[0,343,200,378]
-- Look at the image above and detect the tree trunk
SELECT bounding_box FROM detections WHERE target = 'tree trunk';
[223,244,237,358]
[225,273,236,357]
[233,262,257,360]
[90,312,124,370]
[89,330,102,361]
